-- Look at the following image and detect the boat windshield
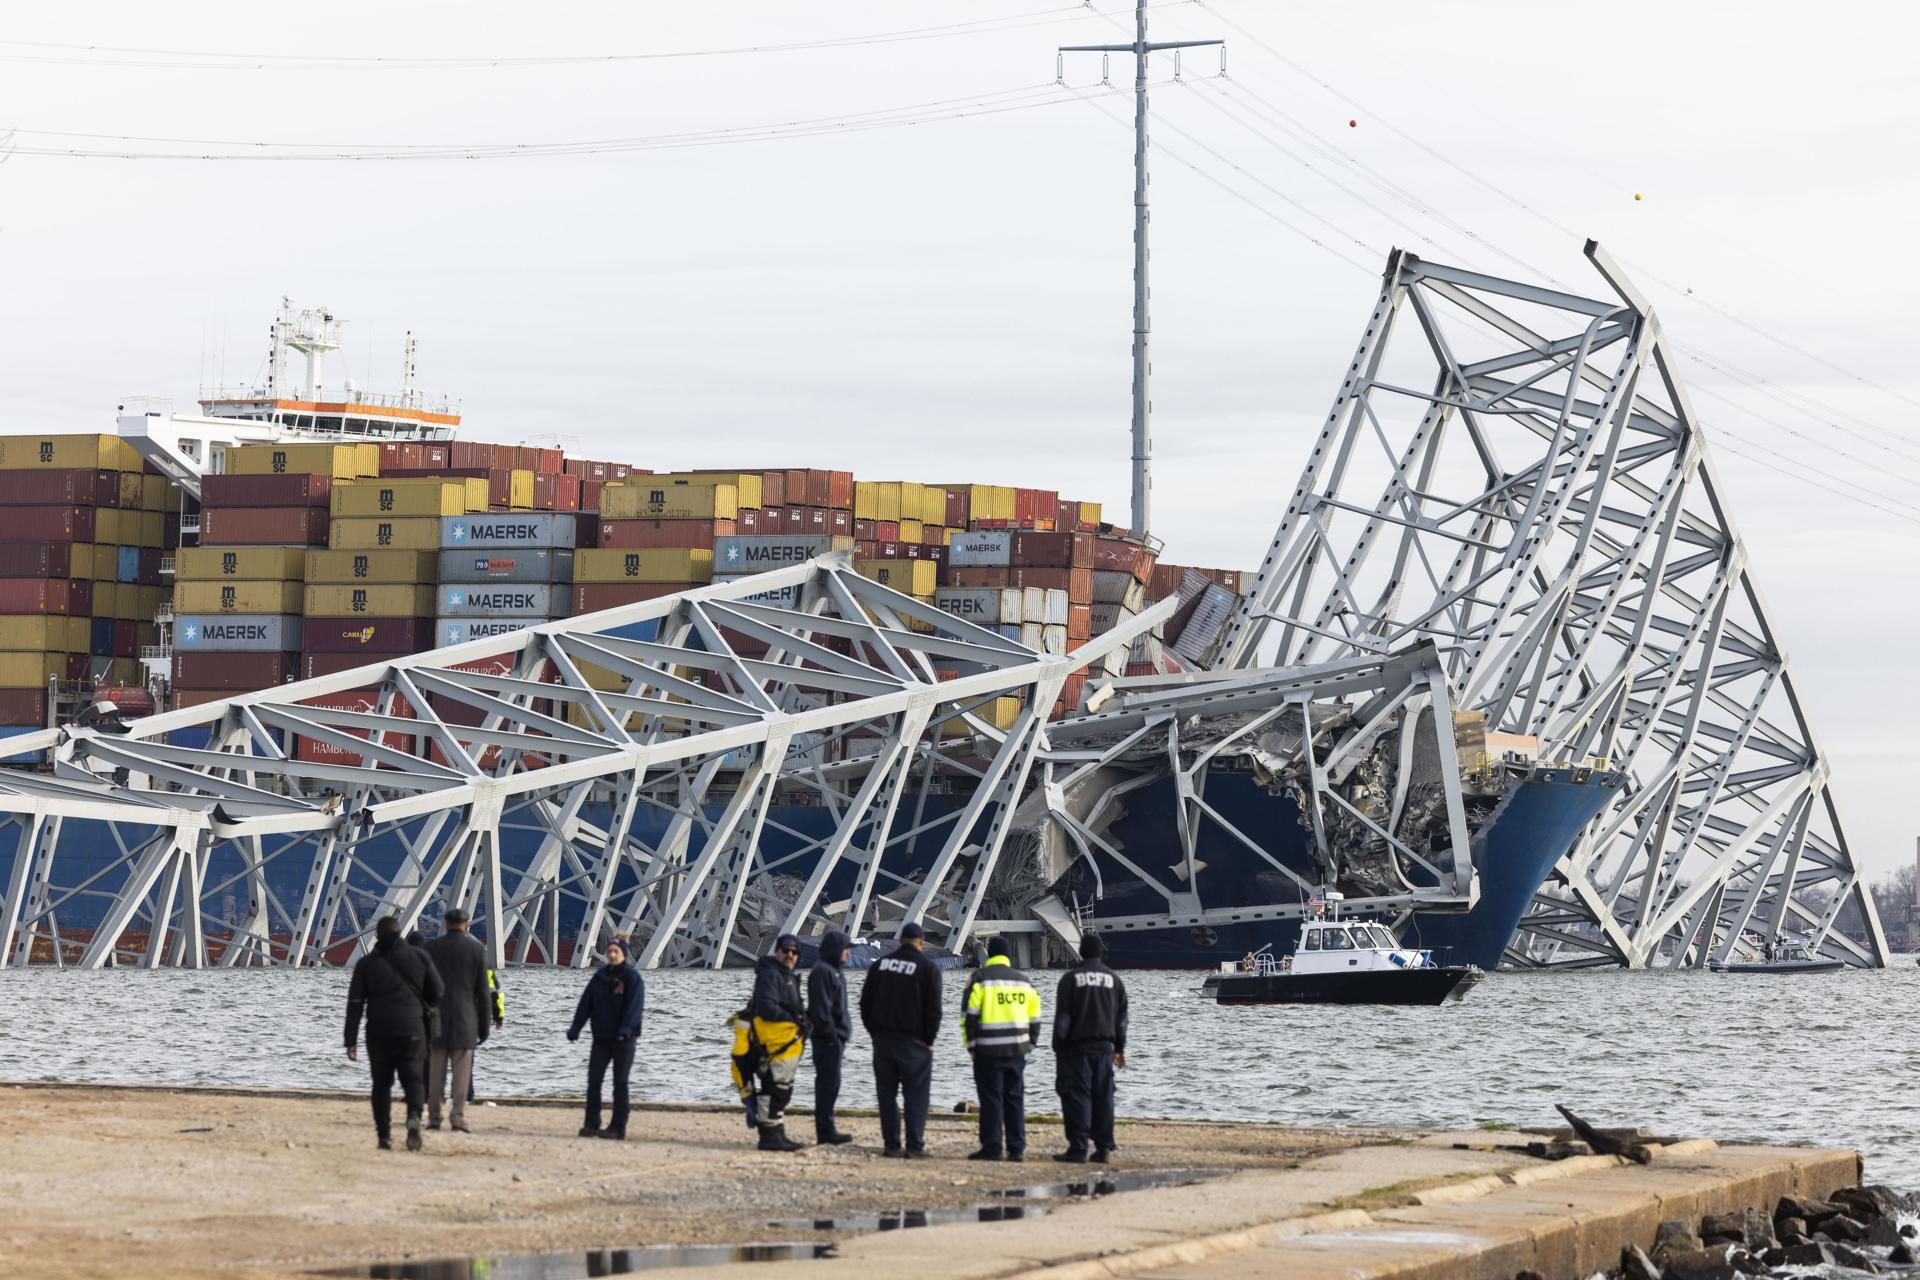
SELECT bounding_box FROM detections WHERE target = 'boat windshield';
[1325,928,1354,950]
[1364,925,1397,949]
[1299,929,1320,951]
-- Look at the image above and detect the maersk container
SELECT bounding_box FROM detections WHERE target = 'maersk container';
[436,617,542,646]
[437,583,565,618]
[713,535,852,575]
[435,548,573,584]
[932,588,1020,627]
[715,574,802,607]
[441,513,577,550]
[174,614,301,652]
[947,531,1014,567]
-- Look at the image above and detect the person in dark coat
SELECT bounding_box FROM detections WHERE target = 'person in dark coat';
[345,915,446,1151]
[859,921,942,1157]
[807,929,855,1145]
[567,935,645,1140]
[422,907,492,1133]
[1052,932,1129,1164]
[745,933,809,1152]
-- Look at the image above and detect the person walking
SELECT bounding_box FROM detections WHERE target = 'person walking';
[806,930,855,1145]
[422,908,492,1133]
[344,915,445,1152]
[467,966,505,1107]
[859,922,941,1158]
[566,936,645,1141]
[961,936,1042,1162]
[1052,933,1128,1164]
[745,934,810,1152]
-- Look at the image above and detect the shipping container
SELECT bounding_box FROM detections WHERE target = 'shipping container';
[564,458,611,483]
[713,574,803,608]
[571,582,686,613]
[200,506,330,546]
[302,616,436,653]
[174,545,309,581]
[1010,530,1095,569]
[114,544,139,583]
[660,472,763,508]
[435,548,573,583]
[0,579,79,615]
[141,473,172,512]
[172,651,301,691]
[1092,536,1152,580]
[937,695,1021,737]
[304,585,438,617]
[329,517,442,550]
[948,531,1013,567]
[304,548,438,584]
[712,534,854,573]
[200,473,332,508]
[299,650,414,679]
[0,541,72,578]
[0,615,87,651]
[112,618,137,658]
[0,468,118,506]
[332,479,481,519]
[854,559,936,596]
[0,690,50,727]
[437,583,565,618]
[449,441,496,469]
[505,468,534,509]
[174,614,301,652]
[931,588,1021,627]
[224,442,372,479]
[0,434,142,472]
[175,581,305,614]
[573,547,714,583]
[441,513,577,549]
[601,482,738,521]
[435,617,543,646]
[293,689,420,766]
[595,518,737,550]
[0,506,94,542]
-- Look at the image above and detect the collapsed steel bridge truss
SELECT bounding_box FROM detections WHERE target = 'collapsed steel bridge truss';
[1210,243,1886,968]
[0,556,1165,969]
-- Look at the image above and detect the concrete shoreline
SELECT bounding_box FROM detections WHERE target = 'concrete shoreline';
[0,1082,1859,1280]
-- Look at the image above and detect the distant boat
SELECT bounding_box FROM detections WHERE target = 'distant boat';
[1199,894,1482,1005]
[1710,938,1844,974]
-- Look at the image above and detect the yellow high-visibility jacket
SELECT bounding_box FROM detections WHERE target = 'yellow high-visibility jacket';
[962,954,1042,1057]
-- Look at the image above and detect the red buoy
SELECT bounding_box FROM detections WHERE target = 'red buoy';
[1348,119,1357,128]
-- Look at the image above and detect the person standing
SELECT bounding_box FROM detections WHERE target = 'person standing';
[746,934,809,1152]
[859,922,941,1158]
[344,915,445,1152]
[422,908,492,1133]
[1052,932,1128,1164]
[961,936,1042,1162]
[567,936,645,1141]
[807,930,855,1145]
[466,967,505,1107]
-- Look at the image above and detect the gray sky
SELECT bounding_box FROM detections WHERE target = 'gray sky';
[2,1,1917,874]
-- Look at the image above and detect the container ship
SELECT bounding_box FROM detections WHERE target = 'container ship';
[0,300,1616,970]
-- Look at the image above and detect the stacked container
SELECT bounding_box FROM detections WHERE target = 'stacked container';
[575,474,734,613]
[436,508,574,648]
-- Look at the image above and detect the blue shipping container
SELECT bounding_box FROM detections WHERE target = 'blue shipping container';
[116,545,140,583]
[90,617,114,656]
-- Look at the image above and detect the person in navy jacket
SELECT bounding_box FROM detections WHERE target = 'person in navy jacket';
[567,935,646,1140]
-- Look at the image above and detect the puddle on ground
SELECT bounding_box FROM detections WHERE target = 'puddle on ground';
[318,1242,837,1279]
[771,1167,1224,1233]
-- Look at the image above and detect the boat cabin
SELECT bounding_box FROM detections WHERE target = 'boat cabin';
[1291,919,1430,975]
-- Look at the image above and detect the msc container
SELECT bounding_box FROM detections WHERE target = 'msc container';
[571,582,685,613]
[573,548,714,584]
[0,579,80,615]
[332,480,481,519]
[175,546,309,581]
[713,534,854,574]
[304,585,437,617]
[175,581,306,615]
[435,617,541,646]
[330,517,443,550]
[0,434,142,471]
[200,473,332,508]
[660,472,763,508]
[595,518,737,550]
[0,616,88,651]
[0,468,117,506]
[302,616,435,653]
[173,614,301,652]
[947,531,1014,567]
[437,583,563,618]
[601,483,738,522]
[0,506,94,542]
[304,549,439,584]
[224,442,373,479]
[441,513,577,550]
[435,548,573,584]
[855,559,936,596]
[172,651,300,691]
[0,541,72,578]
[199,506,330,546]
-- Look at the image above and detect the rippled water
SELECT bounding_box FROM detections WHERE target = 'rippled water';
[3,959,1915,1183]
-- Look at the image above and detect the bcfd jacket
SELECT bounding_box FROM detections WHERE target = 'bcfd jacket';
[807,930,853,1044]
[344,934,445,1046]
[1052,959,1128,1055]
[860,943,942,1045]
[568,961,645,1042]
[962,954,1042,1057]
[422,930,492,1050]
[748,953,808,1033]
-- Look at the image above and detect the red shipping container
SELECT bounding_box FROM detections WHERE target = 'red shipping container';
[875,540,902,560]
[113,619,137,659]
[163,513,182,548]
[1007,566,1093,599]
[200,505,330,546]
[798,507,827,536]
[301,650,411,680]
[553,473,582,511]
[534,447,563,475]
[1067,603,1093,641]
[421,443,450,469]
[201,473,333,508]
[377,442,426,471]
[62,653,89,681]
[825,470,855,510]
[609,463,634,480]
[1010,531,1094,569]
[1092,537,1149,581]
[873,521,900,542]
[0,578,77,614]
[596,518,737,549]
[803,470,830,508]
[854,540,878,559]
[572,582,685,613]
[1013,488,1037,526]
[1030,489,1059,526]
[1056,499,1077,529]
[173,651,300,690]
[0,469,117,507]
[581,480,604,514]
[138,547,164,585]
[758,471,787,508]
[782,470,807,506]
[736,508,761,534]
[943,487,969,528]
[0,506,94,542]
[853,519,875,540]
[294,689,418,766]
[0,689,49,727]
[565,458,611,483]
[173,690,230,710]
[0,541,72,578]
[450,441,497,469]
[302,616,436,653]
[921,524,944,546]
[531,473,558,511]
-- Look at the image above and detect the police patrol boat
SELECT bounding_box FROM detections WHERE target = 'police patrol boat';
[1198,894,1483,1005]
[1708,935,1845,975]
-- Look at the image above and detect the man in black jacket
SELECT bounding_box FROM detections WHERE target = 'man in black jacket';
[807,930,855,1145]
[745,933,809,1152]
[422,907,492,1134]
[1052,932,1128,1164]
[859,922,941,1157]
[567,936,646,1140]
[345,915,446,1152]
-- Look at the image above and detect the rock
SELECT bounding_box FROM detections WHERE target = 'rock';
[1759,1247,1785,1267]
[1777,1242,1835,1267]
[1659,1246,1739,1280]
[1776,1216,1808,1241]
[1778,1194,1843,1223]
[1701,1209,1776,1251]
[1837,1185,1917,1221]
[1824,1213,1871,1242]
[1892,1242,1918,1266]
[1830,1244,1883,1273]
[1655,1220,1706,1259]
[1516,1271,1547,1280]
[1867,1216,1905,1249]
[1620,1243,1663,1280]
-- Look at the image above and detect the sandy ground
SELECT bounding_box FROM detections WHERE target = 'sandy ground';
[0,1083,1377,1279]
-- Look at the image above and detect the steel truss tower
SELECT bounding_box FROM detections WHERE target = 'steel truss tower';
[0,556,1167,970]
[1211,243,1887,968]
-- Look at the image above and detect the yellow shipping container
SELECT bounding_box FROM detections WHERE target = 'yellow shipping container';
[142,473,171,512]
[82,545,112,581]
[0,617,82,651]
[174,546,308,581]
[573,548,714,583]
[1076,499,1101,528]
[304,584,437,617]
[899,519,924,543]
[853,481,877,522]
[137,586,166,621]
[105,657,139,684]
[93,509,125,546]
[114,587,139,621]
[117,473,143,508]
[664,472,763,509]
[305,549,439,584]
[600,483,737,521]
[175,581,305,614]
[905,482,931,524]
[938,696,1022,738]
[509,469,534,510]
[138,511,164,547]
[225,442,368,479]
[854,558,936,596]
[0,652,69,689]
[0,434,142,472]
[329,517,442,550]
[332,481,474,519]
[91,582,118,616]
